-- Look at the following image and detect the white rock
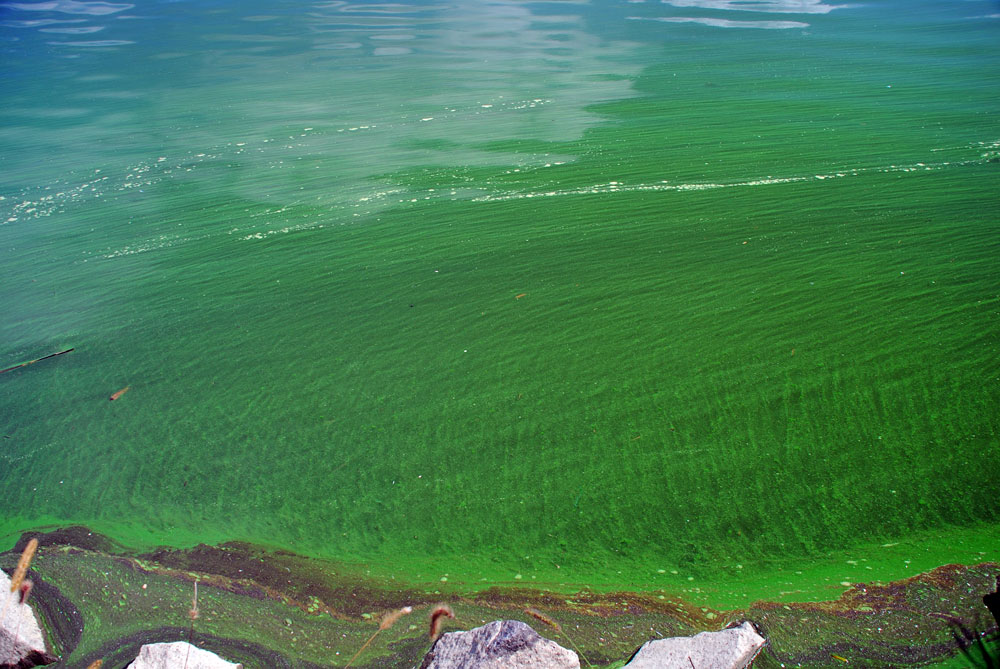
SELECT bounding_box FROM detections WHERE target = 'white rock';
[624,622,766,669]
[420,619,579,669]
[128,641,243,669]
[1,568,54,667]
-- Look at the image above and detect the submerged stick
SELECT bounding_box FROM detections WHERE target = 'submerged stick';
[109,386,130,401]
[0,348,74,375]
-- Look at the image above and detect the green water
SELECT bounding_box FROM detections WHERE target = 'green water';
[2,0,998,607]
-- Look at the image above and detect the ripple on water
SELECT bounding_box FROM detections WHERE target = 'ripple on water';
[629,0,847,29]
[45,39,134,46]
[38,25,105,33]
[2,1,135,16]
[372,46,411,56]
[0,18,87,27]
[659,0,845,13]
[630,16,810,29]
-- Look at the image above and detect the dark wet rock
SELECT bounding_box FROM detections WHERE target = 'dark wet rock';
[0,648,58,669]
[127,641,243,668]
[13,527,122,555]
[420,620,579,669]
[624,621,765,669]
[1,571,58,668]
[984,576,1000,628]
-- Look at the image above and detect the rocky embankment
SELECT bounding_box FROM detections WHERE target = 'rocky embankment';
[1,527,997,668]
[32,619,762,669]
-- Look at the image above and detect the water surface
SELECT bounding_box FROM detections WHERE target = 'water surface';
[2,0,998,607]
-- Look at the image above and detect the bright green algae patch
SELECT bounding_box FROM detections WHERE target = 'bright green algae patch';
[3,166,998,604]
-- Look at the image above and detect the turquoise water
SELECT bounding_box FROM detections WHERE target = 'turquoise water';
[1,0,998,603]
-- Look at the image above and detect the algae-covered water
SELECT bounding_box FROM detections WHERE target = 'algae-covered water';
[2,0,998,608]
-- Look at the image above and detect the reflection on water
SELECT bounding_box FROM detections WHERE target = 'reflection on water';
[628,0,846,28]
[1,1,643,200]
[658,0,843,14]
[630,16,810,29]
[1,1,134,15]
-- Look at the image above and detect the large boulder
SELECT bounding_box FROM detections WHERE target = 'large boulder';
[128,641,243,669]
[1,570,57,667]
[624,621,765,669]
[420,619,579,669]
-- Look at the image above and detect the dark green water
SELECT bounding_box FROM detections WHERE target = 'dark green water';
[2,0,998,607]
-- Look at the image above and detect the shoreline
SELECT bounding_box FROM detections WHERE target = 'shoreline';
[3,517,996,609]
[2,526,998,667]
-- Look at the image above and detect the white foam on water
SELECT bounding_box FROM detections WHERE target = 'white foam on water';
[0,92,559,231]
[470,156,984,203]
[1,171,112,224]
[97,233,195,259]
[234,221,328,241]
[3,150,987,262]
[3,78,991,264]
